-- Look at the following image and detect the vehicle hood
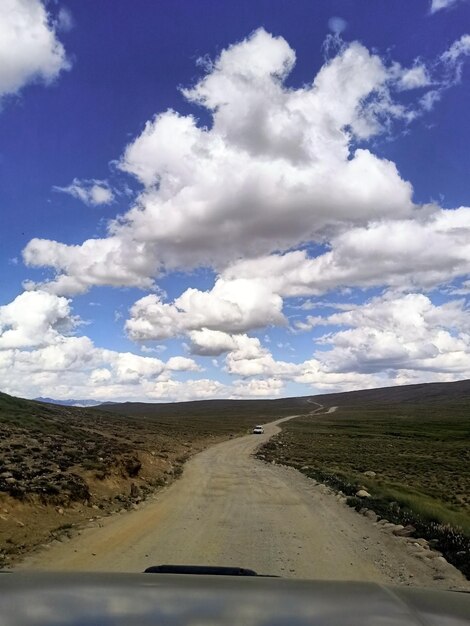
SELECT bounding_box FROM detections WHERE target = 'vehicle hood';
[1,573,469,625]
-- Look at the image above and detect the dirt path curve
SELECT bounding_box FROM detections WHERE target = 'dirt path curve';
[18,411,469,589]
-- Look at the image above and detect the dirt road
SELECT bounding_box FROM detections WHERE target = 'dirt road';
[18,413,469,589]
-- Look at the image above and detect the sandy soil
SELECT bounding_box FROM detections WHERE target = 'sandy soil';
[17,414,469,590]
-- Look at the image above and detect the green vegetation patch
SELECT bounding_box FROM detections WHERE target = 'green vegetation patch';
[258,400,470,578]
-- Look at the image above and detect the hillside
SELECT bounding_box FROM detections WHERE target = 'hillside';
[0,391,307,566]
[312,378,470,408]
[96,395,313,420]
[256,382,470,577]
[97,378,470,419]
[2,378,470,570]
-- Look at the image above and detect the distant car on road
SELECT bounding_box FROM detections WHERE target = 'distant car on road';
[252,425,264,434]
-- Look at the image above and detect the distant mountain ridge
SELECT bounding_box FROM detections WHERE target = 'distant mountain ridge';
[312,378,470,407]
[34,397,103,407]
[97,378,470,418]
[29,377,470,413]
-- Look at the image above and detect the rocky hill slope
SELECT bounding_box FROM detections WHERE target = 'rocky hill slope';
[0,391,302,566]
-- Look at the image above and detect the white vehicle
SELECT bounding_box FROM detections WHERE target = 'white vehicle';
[252,425,264,434]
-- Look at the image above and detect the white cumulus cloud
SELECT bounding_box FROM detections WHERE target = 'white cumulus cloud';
[53,179,115,206]
[24,29,429,293]
[10,28,470,399]
[166,356,200,372]
[0,0,69,99]
[23,29,470,296]
[125,278,285,342]
[232,377,284,397]
[0,290,76,349]
[23,237,157,295]
[430,0,466,13]
[305,292,470,378]
[222,206,470,297]
[0,291,206,400]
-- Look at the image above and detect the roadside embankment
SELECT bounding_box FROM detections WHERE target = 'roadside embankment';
[256,404,470,580]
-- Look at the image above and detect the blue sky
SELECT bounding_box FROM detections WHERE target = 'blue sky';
[1,0,470,401]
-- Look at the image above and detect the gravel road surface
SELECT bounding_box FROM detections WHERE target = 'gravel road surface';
[18,413,469,589]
